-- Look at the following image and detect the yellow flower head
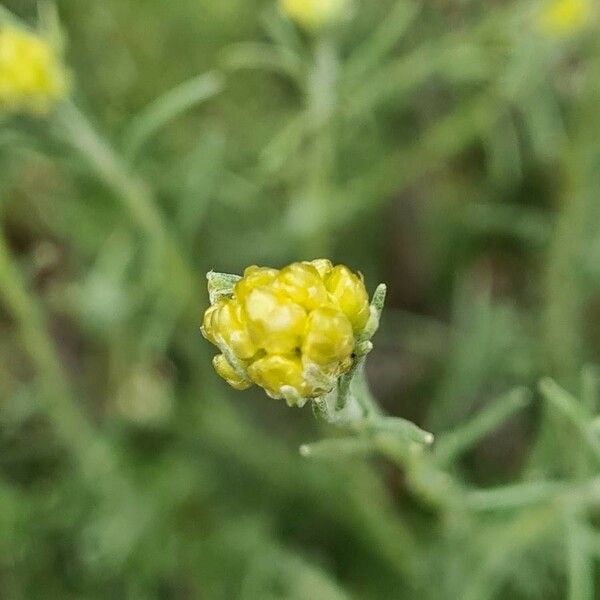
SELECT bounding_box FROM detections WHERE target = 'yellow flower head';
[279,0,350,30]
[539,0,593,36]
[201,260,374,404]
[0,24,69,114]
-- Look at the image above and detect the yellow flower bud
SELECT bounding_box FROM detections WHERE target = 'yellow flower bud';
[279,0,349,30]
[244,287,307,354]
[247,354,305,399]
[213,299,256,360]
[234,266,279,302]
[305,258,333,279]
[0,25,69,114]
[200,303,220,345]
[325,265,370,333]
[275,262,328,310]
[302,307,354,368]
[539,0,592,36]
[201,260,379,401]
[213,354,252,391]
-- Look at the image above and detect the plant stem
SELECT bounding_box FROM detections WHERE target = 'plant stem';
[0,228,115,482]
[543,158,584,381]
[566,515,594,600]
[334,365,434,447]
[55,102,202,321]
[302,36,338,258]
[56,102,164,240]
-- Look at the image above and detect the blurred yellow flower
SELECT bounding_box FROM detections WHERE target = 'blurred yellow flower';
[201,260,372,402]
[279,0,349,30]
[0,25,69,113]
[539,0,593,36]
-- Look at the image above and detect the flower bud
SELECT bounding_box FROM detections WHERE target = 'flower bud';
[302,307,354,368]
[234,266,279,302]
[213,354,252,391]
[0,25,69,114]
[539,0,592,36]
[215,300,257,359]
[305,258,333,279]
[201,260,379,403]
[244,287,307,354]
[200,303,220,345]
[201,299,256,359]
[275,262,328,310]
[247,354,306,399]
[325,265,370,333]
[279,0,350,30]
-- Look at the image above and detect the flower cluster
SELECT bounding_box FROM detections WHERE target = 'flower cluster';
[279,0,350,31]
[0,24,69,114]
[539,0,592,36]
[202,260,373,404]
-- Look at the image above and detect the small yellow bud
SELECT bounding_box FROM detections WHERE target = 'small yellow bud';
[247,354,306,399]
[201,260,377,402]
[203,299,255,357]
[0,25,69,113]
[244,287,307,354]
[302,307,354,367]
[539,0,593,36]
[200,303,220,345]
[275,262,328,310]
[213,299,256,360]
[279,0,349,30]
[213,354,252,391]
[325,265,370,333]
[306,258,334,279]
[234,266,279,302]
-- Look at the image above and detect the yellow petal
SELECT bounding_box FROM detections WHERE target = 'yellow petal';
[302,307,354,366]
[305,258,333,279]
[234,266,279,303]
[275,262,328,310]
[325,265,370,333]
[213,354,252,390]
[214,299,256,360]
[244,287,307,354]
[247,354,305,398]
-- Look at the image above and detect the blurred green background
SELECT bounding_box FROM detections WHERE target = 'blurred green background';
[2,0,600,598]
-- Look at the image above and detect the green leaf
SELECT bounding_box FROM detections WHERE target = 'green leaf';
[465,480,565,512]
[206,271,241,304]
[299,437,374,459]
[369,416,434,446]
[222,42,305,86]
[435,387,530,465]
[582,365,600,415]
[344,0,421,88]
[538,378,600,463]
[566,516,594,600]
[122,71,224,161]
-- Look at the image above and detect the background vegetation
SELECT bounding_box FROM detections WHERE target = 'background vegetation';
[1,0,600,597]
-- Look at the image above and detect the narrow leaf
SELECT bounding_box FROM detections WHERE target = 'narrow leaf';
[123,71,224,161]
[435,387,530,465]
